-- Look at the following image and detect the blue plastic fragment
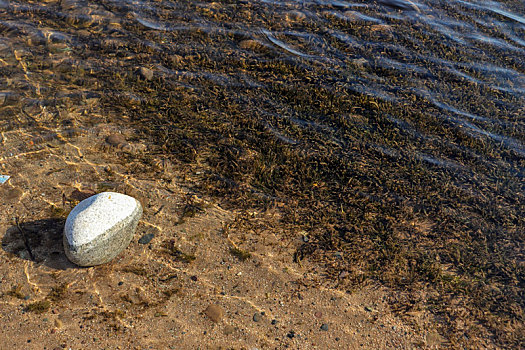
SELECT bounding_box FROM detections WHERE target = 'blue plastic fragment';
[0,175,10,184]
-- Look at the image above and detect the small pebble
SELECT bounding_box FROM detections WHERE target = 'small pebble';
[253,313,262,322]
[106,134,127,146]
[138,67,154,80]
[138,233,155,244]
[204,304,224,323]
[364,306,373,312]
[118,281,124,286]
[320,323,329,331]
[314,311,322,318]
[271,319,277,325]
[223,325,235,335]
[287,331,295,339]
[190,275,198,281]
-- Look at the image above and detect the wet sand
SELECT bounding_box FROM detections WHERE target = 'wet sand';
[0,122,438,349]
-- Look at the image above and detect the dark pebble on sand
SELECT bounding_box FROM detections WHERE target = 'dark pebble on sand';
[138,233,155,244]
[271,319,277,325]
[253,313,262,322]
[190,275,198,281]
[118,281,123,286]
[321,323,329,331]
[287,331,295,339]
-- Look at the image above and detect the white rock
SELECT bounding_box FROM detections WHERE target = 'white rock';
[63,192,142,266]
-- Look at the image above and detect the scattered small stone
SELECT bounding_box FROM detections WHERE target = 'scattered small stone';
[190,275,198,281]
[314,311,322,318]
[320,323,329,331]
[364,306,373,312]
[223,325,235,335]
[138,66,154,80]
[106,133,127,146]
[138,233,155,244]
[253,312,262,322]
[204,304,224,323]
[287,330,295,339]
[271,319,277,325]
[118,281,124,286]
[63,192,143,266]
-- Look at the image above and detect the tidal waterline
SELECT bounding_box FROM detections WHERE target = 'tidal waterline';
[1,0,523,347]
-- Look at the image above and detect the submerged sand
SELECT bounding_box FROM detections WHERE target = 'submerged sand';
[0,121,441,349]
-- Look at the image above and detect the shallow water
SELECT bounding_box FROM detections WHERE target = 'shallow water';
[1,1,524,154]
[0,0,524,346]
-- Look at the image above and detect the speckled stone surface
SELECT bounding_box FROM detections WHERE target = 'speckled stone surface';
[63,192,142,266]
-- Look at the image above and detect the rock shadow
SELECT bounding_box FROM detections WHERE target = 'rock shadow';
[2,218,77,270]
